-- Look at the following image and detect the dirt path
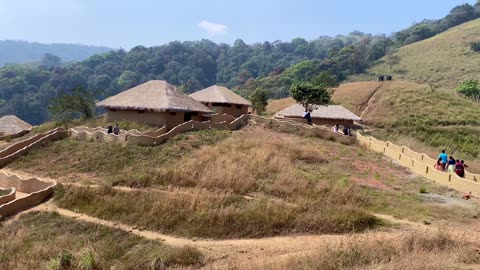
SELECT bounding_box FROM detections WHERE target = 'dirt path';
[360,81,391,119]
[10,198,448,267]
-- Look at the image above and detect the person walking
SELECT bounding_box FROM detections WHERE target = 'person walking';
[434,158,445,171]
[447,156,456,173]
[113,124,120,135]
[333,124,339,133]
[455,159,465,178]
[303,110,312,125]
[107,125,113,134]
[438,150,448,171]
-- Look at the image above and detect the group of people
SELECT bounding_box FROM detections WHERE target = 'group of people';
[378,75,393,81]
[436,150,468,178]
[107,124,120,135]
[333,124,352,136]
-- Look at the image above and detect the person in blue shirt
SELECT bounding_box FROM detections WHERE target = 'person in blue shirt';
[438,150,448,171]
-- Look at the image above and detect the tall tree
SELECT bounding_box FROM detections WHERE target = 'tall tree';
[291,71,338,111]
[385,54,401,73]
[249,88,268,115]
[40,53,62,68]
[49,86,95,128]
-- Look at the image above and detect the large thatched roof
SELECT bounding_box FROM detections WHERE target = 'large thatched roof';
[276,104,362,121]
[0,115,33,134]
[96,80,212,113]
[189,85,251,106]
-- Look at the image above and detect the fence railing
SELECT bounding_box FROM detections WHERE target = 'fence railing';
[357,133,480,196]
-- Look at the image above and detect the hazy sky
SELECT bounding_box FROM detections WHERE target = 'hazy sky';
[0,0,475,49]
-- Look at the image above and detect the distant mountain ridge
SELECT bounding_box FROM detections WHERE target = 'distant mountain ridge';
[0,40,112,66]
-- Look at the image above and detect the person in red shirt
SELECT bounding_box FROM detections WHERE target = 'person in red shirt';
[455,159,465,178]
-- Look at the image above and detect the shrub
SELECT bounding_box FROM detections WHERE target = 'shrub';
[470,41,480,52]
[456,79,480,101]
[47,250,73,270]
[419,186,427,193]
[79,250,95,270]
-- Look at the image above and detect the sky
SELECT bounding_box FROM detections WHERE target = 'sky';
[0,0,476,49]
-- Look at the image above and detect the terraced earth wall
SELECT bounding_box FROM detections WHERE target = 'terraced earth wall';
[0,128,68,168]
[0,171,56,219]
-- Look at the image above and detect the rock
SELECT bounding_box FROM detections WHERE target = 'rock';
[423,221,431,225]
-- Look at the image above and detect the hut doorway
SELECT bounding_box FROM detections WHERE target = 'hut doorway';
[184,112,192,122]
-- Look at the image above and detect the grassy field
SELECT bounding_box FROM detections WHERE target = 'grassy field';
[7,126,478,239]
[265,97,296,116]
[331,81,382,116]
[0,211,203,269]
[8,129,232,186]
[238,231,480,270]
[367,19,480,90]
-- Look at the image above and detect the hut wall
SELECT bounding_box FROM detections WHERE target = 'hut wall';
[106,109,203,129]
[281,116,354,127]
[207,104,249,117]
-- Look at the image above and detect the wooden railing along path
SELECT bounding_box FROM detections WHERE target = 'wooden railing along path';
[357,133,480,197]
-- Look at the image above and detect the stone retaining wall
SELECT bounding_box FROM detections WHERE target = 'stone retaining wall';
[0,171,56,219]
[357,133,480,196]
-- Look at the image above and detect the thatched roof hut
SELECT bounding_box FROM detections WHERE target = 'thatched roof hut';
[189,85,251,106]
[275,104,361,125]
[96,80,212,128]
[97,80,212,113]
[189,85,251,116]
[0,115,33,135]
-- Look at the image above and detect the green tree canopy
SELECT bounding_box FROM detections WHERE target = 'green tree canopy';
[249,88,268,115]
[290,71,339,111]
[49,86,95,128]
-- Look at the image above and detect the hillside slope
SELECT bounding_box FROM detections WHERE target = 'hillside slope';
[0,40,111,66]
[332,80,480,164]
[369,19,480,89]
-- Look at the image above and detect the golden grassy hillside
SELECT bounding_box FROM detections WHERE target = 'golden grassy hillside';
[369,19,480,89]
[331,80,480,168]
[332,81,383,116]
[265,97,296,116]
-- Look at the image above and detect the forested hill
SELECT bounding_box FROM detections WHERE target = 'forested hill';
[0,40,111,66]
[1,1,479,125]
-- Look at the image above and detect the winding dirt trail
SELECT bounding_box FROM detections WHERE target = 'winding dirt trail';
[22,200,425,266]
[360,81,392,119]
[2,161,480,267]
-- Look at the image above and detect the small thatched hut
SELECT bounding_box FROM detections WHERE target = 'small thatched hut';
[275,104,361,126]
[0,115,33,136]
[189,85,251,117]
[96,80,212,129]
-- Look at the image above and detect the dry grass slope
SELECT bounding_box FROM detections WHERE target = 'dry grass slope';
[369,19,480,90]
[7,126,478,240]
[238,231,480,270]
[0,211,203,269]
[331,81,382,116]
[265,97,296,116]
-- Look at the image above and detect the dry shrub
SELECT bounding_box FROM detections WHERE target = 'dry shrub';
[244,231,480,270]
[0,211,203,269]
[157,131,327,196]
[240,231,480,270]
[54,183,377,239]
